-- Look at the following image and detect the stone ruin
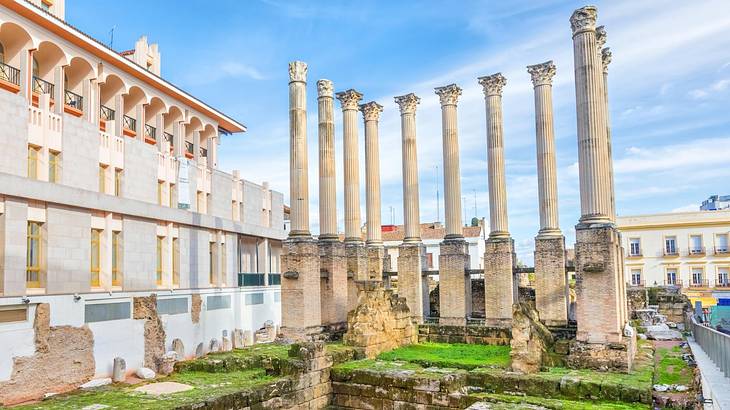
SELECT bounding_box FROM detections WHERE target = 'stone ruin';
[510,303,555,374]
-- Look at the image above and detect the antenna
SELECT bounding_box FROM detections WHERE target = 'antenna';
[108,25,116,49]
[473,189,477,219]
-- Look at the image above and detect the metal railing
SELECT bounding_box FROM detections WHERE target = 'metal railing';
[663,249,679,257]
[32,76,54,96]
[0,62,20,86]
[184,141,194,156]
[691,315,730,378]
[123,115,137,132]
[164,132,173,145]
[715,280,730,288]
[716,247,729,255]
[689,279,709,288]
[238,273,266,287]
[628,279,645,287]
[100,105,115,121]
[200,147,208,158]
[64,90,83,110]
[689,247,706,256]
[144,124,156,141]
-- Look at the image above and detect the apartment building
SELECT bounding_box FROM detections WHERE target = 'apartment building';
[617,210,730,289]
[0,0,284,383]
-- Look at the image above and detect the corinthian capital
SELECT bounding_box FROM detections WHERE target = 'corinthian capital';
[335,89,363,110]
[526,61,556,87]
[477,73,507,97]
[570,6,597,35]
[595,25,607,50]
[288,61,307,83]
[601,47,612,74]
[317,79,333,98]
[359,101,384,121]
[434,84,462,106]
[394,93,420,115]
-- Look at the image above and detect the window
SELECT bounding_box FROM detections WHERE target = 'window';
[0,307,27,324]
[27,146,39,179]
[197,191,204,213]
[169,184,176,208]
[114,169,122,196]
[630,269,642,286]
[691,267,703,286]
[90,229,101,287]
[111,231,121,287]
[718,267,729,287]
[48,151,59,183]
[206,295,230,310]
[666,268,677,285]
[629,238,641,256]
[690,235,703,254]
[209,241,218,286]
[85,302,130,323]
[221,242,227,285]
[26,221,42,288]
[172,237,179,287]
[157,180,164,205]
[99,165,107,193]
[664,236,677,255]
[717,234,729,253]
[156,236,163,286]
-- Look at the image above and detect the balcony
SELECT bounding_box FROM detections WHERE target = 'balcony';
[32,76,54,96]
[688,247,706,257]
[663,279,679,287]
[238,273,266,287]
[627,251,642,258]
[64,90,83,117]
[144,124,157,145]
[99,131,124,169]
[715,247,729,255]
[184,141,194,159]
[663,249,679,257]
[122,115,137,137]
[628,279,645,288]
[0,62,21,93]
[689,279,709,288]
[716,281,730,289]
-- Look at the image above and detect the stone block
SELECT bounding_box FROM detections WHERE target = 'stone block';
[484,238,514,327]
[319,240,347,325]
[534,235,568,326]
[438,239,471,325]
[280,238,322,338]
[397,243,425,321]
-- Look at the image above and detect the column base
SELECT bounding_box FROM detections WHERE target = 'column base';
[366,245,384,281]
[281,237,321,332]
[566,333,636,373]
[346,242,368,313]
[484,237,514,327]
[534,235,568,327]
[277,325,325,343]
[438,239,471,326]
[397,242,425,321]
[319,240,347,326]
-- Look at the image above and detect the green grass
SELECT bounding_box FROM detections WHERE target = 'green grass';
[474,393,650,409]
[206,343,291,361]
[655,346,693,386]
[13,368,279,409]
[333,359,457,380]
[377,343,511,370]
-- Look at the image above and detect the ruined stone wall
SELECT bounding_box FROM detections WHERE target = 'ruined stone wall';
[654,290,691,324]
[133,294,165,371]
[626,287,648,315]
[417,324,511,345]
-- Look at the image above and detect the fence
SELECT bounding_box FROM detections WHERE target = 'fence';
[691,315,730,378]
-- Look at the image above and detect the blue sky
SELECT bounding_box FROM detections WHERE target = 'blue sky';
[68,0,730,264]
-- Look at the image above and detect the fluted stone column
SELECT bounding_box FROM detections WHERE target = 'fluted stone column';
[478,73,515,327]
[317,79,347,327]
[336,89,368,313]
[528,61,568,326]
[361,101,385,281]
[435,84,471,325]
[280,61,321,340]
[568,7,633,372]
[395,93,426,321]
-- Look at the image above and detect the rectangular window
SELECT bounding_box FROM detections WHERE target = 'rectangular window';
[111,231,121,287]
[692,267,703,286]
[209,242,216,286]
[0,307,28,324]
[666,268,677,285]
[157,297,188,315]
[172,237,180,287]
[169,184,176,208]
[717,234,729,253]
[99,165,106,193]
[114,169,122,196]
[630,269,642,286]
[156,236,164,286]
[244,293,264,305]
[206,295,231,310]
[690,235,703,254]
[197,191,204,213]
[85,302,131,323]
[629,238,641,256]
[27,146,39,180]
[664,236,677,255]
[26,221,42,288]
[48,151,59,183]
[221,242,227,285]
[90,229,101,287]
[157,181,164,205]
[718,267,729,287]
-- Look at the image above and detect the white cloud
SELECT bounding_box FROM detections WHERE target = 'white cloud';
[672,204,699,213]
[219,62,266,81]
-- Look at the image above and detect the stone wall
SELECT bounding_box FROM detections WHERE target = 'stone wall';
[343,281,417,358]
[133,294,165,371]
[654,289,691,325]
[627,287,648,315]
[510,303,554,374]
[417,324,511,345]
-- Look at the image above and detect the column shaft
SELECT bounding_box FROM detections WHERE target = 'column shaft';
[317,80,337,240]
[435,84,463,239]
[361,102,384,245]
[336,89,364,243]
[289,61,310,237]
[395,94,421,243]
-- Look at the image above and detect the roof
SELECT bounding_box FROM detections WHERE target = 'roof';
[382,223,482,242]
[617,209,730,230]
[9,0,246,134]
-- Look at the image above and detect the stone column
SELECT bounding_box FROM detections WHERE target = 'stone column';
[336,89,367,313]
[395,93,426,322]
[280,61,321,340]
[434,84,471,325]
[361,101,385,281]
[567,8,633,372]
[528,61,568,326]
[477,73,515,327]
[317,79,347,327]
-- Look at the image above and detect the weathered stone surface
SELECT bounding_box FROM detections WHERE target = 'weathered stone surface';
[134,381,193,396]
[0,303,96,406]
[190,294,202,324]
[244,330,254,346]
[439,239,471,325]
[484,238,515,327]
[80,378,112,389]
[209,338,220,352]
[112,357,126,382]
[255,320,277,344]
[195,343,204,358]
[171,338,185,359]
[398,242,426,321]
[133,295,165,372]
[221,337,232,352]
[343,281,417,358]
[232,329,244,349]
[534,236,568,326]
[319,240,347,325]
[510,302,554,374]
[135,367,156,380]
[281,238,322,339]
[157,351,178,375]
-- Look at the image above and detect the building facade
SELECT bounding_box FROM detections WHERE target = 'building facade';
[701,195,730,211]
[617,210,730,289]
[0,0,284,386]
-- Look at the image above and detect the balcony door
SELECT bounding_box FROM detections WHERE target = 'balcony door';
[719,267,729,287]
[691,267,703,286]
[666,269,677,285]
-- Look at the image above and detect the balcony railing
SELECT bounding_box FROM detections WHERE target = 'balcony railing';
[100,105,115,121]
[0,62,21,86]
[144,124,156,142]
[123,115,137,132]
[238,273,266,287]
[64,90,83,110]
[269,273,281,286]
[663,249,679,257]
[715,246,729,255]
[663,279,679,286]
[184,141,194,157]
[689,247,706,256]
[200,147,208,158]
[628,279,645,287]
[689,279,709,288]
[164,132,173,145]
[715,280,730,288]
[32,76,54,96]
